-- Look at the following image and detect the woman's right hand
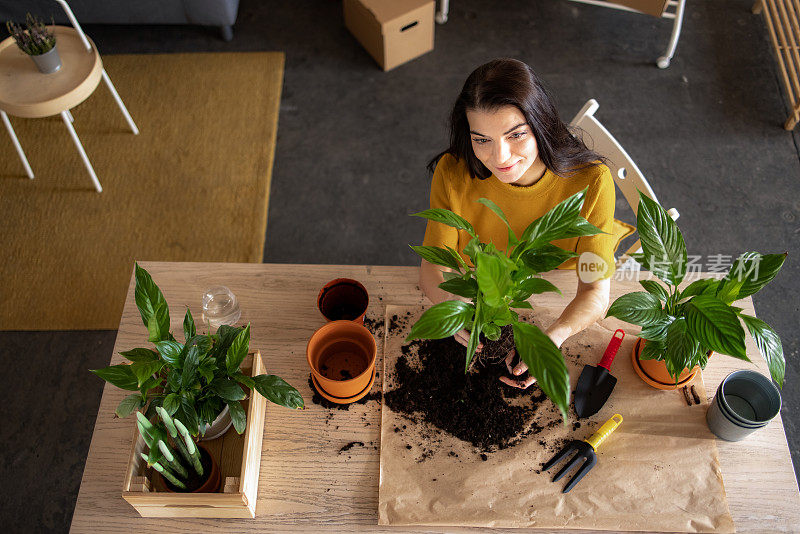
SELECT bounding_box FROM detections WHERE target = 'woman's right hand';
[453,329,482,352]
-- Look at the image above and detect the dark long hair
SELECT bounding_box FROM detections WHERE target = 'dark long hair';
[428,58,604,178]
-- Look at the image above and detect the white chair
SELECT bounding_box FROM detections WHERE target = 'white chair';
[569,99,680,270]
[568,0,686,68]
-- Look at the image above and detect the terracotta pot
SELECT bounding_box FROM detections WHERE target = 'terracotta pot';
[631,337,702,390]
[307,320,376,401]
[317,278,369,324]
[155,444,222,493]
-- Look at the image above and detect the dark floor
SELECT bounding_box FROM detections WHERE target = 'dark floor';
[1,0,799,532]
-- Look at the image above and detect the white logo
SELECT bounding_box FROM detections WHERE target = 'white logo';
[577,251,609,283]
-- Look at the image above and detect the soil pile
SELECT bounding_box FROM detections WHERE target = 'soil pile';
[385,329,558,451]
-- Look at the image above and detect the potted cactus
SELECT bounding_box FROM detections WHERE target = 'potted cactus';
[606,191,786,389]
[5,14,61,74]
[91,263,304,441]
[406,189,604,420]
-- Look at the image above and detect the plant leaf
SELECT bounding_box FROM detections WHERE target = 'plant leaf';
[476,197,518,247]
[119,348,158,363]
[475,252,513,307]
[233,372,256,389]
[512,322,570,421]
[519,188,587,247]
[719,252,787,302]
[131,360,164,388]
[407,301,474,341]
[638,315,675,341]
[438,277,478,299]
[664,318,699,383]
[635,193,687,285]
[175,393,199,436]
[514,277,561,301]
[225,324,251,374]
[180,345,200,388]
[684,295,748,361]
[679,279,719,301]
[411,208,477,237]
[210,377,246,401]
[606,292,666,327]
[91,364,139,391]
[639,280,669,303]
[410,245,463,271]
[154,340,183,366]
[227,400,247,434]
[183,307,196,342]
[740,314,785,388]
[483,322,501,341]
[253,375,305,409]
[133,262,171,343]
[465,298,483,372]
[116,394,143,418]
[520,244,578,273]
[163,393,180,415]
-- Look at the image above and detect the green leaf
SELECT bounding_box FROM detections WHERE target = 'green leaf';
[638,316,675,341]
[119,348,158,363]
[438,277,478,299]
[225,324,251,374]
[407,301,474,341]
[232,372,255,389]
[483,323,501,341]
[116,394,143,418]
[210,378,246,401]
[411,208,477,237]
[720,252,787,301]
[684,295,748,361]
[442,271,461,282]
[639,280,669,303]
[740,314,785,388]
[163,393,180,415]
[510,300,533,309]
[181,345,200,388]
[253,375,305,409]
[198,356,216,384]
[664,318,699,383]
[198,398,225,429]
[410,245,463,271]
[476,197,518,247]
[606,292,666,327]
[185,334,213,356]
[638,338,665,360]
[475,252,513,307]
[155,340,183,366]
[462,237,483,263]
[216,325,241,352]
[131,360,164,388]
[227,400,247,434]
[519,189,587,247]
[166,369,181,392]
[175,394,199,436]
[635,193,687,285]
[520,244,578,273]
[133,262,171,343]
[512,322,570,421]
[183,308,196,342]
[465,298,483,372]
[679,279,719,301]
[91,364,139,391]
[514,277,561,301]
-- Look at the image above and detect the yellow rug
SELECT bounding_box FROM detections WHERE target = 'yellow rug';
[0,52,284,330]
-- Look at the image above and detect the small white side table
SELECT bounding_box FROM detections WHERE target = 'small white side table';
[0,5,137,193]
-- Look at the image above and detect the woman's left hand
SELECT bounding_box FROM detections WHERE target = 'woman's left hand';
[499,349,536,389]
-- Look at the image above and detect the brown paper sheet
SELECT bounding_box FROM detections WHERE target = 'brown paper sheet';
[378,305,734,532]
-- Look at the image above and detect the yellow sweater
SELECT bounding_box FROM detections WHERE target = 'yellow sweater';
[422,154,616,279]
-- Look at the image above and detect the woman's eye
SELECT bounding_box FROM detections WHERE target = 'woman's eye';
[510,132,526,139]
[472,138,489,144]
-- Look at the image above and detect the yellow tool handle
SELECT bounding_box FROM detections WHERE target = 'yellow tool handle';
[585,413,623,451]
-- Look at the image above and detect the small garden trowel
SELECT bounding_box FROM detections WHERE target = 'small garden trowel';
[574,329,625,418]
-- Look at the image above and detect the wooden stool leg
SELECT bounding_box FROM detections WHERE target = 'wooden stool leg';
[101,70,139,135]
[1,110,34,179]
[61,111,102,193]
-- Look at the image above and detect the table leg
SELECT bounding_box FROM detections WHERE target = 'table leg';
[61,111,102,193]
[1,110,34,179]
[65,110,74,123]
[102,70,139,135]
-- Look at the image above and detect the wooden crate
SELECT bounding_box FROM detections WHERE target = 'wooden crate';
[122,351,267,518]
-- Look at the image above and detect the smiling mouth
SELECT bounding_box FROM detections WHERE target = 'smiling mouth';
[497,162,518,172]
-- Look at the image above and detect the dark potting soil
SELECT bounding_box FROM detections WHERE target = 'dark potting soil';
[163,446,214,493]
[384,327,563,452]
[338,441,365,453]
[308,375,382,410]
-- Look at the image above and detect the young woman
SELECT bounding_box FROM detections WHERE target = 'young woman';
[420,58,618,389]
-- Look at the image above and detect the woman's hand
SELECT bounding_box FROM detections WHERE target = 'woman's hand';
[453,329,482,352]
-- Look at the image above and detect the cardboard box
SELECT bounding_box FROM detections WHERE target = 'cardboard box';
[344,0,435,71]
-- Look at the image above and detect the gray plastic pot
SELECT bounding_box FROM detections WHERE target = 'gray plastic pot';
[706,370,781,441]
[31,45,61,74]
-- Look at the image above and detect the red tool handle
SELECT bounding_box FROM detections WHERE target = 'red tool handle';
[599,329,625,370]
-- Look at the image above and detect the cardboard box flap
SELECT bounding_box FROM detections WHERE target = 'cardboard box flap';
[359,0,433,24]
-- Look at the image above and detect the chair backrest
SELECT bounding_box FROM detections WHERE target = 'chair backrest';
[568,99,658,217]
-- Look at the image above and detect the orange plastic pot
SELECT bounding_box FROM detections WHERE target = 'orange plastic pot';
[307,320,376,402]
[317,278,369,324]
[155,444,222,493]
[631,337,701,390]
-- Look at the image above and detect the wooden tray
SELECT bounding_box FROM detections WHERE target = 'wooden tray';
[121,351,267,518]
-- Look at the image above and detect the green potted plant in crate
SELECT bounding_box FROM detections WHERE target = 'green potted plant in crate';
[6,14,61,74]
[606,191,786,390]
[92,263,304,491]
[406,189,605,420]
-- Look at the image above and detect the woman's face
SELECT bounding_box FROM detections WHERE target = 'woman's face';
[466,105,545,186]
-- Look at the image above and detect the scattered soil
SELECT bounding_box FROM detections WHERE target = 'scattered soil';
[384,327,564,452]
[308,375,382,410]
[339,441,365,453]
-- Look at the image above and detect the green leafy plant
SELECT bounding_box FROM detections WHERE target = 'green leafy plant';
[91,263,304,438]
[606,191,786,387]
[138,408,207,491]
[407,189,606,419]
[6,14,56,56]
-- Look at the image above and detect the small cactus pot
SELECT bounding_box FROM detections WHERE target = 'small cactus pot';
[155,444,222,493]
[30,45,61,74]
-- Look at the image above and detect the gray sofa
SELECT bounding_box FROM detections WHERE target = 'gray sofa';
[1,0,240,41]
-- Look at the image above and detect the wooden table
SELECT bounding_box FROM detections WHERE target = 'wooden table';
[70,262,800,533]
